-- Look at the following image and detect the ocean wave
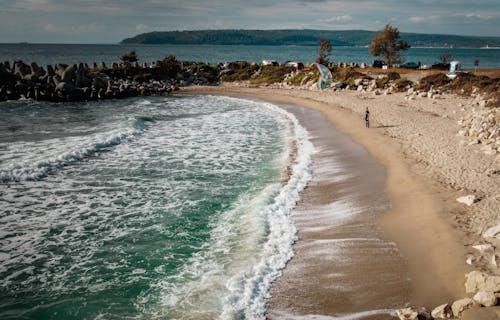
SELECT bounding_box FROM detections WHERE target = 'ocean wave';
[0,117,149,183]
[220,100,315,319]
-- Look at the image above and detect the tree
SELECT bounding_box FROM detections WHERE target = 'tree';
[316,38,332,65]
[438,52,453,63]
[369,24,410,67]
[120,50,138,65]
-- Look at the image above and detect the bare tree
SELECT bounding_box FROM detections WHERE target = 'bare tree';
[316,38,332,65]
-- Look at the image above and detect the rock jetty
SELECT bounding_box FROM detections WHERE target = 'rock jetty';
[0,57,219,102]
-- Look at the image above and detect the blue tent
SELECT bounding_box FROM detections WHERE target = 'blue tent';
[315,63,333,89]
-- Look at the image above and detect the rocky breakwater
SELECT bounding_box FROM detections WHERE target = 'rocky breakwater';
[0,57,219,102]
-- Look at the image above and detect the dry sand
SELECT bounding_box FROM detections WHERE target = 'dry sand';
[179,85,499,318]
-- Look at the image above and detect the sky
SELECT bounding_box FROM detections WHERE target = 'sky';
[0,0,499,43]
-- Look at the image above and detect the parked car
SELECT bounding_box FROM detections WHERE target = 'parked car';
[431,62,450,70]
[372,60,386,68]
[262,60,279,66]
[400,62,421,69]
[285,61,304,70]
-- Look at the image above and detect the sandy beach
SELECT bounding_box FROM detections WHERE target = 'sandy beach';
[180,84,499,319]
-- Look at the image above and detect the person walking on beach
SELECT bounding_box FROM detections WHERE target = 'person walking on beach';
[365,107,370,128]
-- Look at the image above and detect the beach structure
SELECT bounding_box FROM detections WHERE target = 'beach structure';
[447,61,462,79]
[315,63,332,89]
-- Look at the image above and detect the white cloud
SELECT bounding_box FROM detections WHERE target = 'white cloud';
[318,14,353,23]
[408,16,439,24]
[135,24,149,31]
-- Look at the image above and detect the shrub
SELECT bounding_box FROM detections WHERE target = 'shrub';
[286,70,320,86]
[185,62,220,83]
[120,50,138,64]
[220,61,259,82]
[416,73,451,91]
[155,55,182,79]
[392,78,413,91]
[250,65,295,85]
[332,67,366,82]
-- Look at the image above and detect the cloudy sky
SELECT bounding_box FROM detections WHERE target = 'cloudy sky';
[1,0,499,43]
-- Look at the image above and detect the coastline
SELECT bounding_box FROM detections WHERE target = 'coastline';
[179,85,499,317]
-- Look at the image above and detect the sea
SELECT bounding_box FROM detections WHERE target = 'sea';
[0,43,498,320]
[0,95,313,319]
[0,43,499,69]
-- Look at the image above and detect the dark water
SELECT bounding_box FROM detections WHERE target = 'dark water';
[0,43,499,69]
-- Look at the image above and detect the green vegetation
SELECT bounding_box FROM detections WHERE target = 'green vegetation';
[250,65,296,85]
[392,78,414,91]
[332,67,367,83]
[121,29,500,48]
[286,69,320,86]
[416,73,451,91]
[369,24,410,67]
[184,62,220,83]
[220,61,259,82]
[120,50,138,64]
[155,55,183,79]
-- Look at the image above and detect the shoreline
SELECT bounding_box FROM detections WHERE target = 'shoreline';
[178,85,499,316]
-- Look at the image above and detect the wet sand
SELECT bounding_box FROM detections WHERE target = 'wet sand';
[268,104,408,320]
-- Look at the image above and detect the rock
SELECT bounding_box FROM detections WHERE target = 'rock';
[416,307,431,320]
[431,303,452,319]
[396,307,418,320]
[456,195,477,206]
[451,298,474,317]
[472,244,493,253]
[483,224,500,241]
[61,64,76,83]
[14,61,31,78]
[30,62,45,77]
[493,254,498,267]
[466,255,477,265]
[465,271,500,294]
[473,291,497,307]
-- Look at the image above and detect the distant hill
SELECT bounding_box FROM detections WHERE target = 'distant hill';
[121,29,500,48]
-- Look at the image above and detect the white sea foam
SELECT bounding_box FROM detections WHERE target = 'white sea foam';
[218,101,314,320]
[0,117,147,182]
[270,309,396,320]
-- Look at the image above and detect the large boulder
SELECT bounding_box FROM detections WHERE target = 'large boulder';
[30,62,46,77]
[0,63,16,85]
[473,291,497,307]
[431,303,452,319]
[61,64,77,83]
[483,224,500,242]
[456,194,477,206]
[396,307,418,320]
[92,76,107,91]
[451,298,475,317]
[14,61,31,78]
[465,271,500,293]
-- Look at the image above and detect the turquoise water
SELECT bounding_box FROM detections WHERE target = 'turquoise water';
[0,96,313,319]
[0,43,499,68]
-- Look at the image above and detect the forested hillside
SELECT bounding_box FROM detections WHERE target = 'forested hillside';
[121,29,500,48]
